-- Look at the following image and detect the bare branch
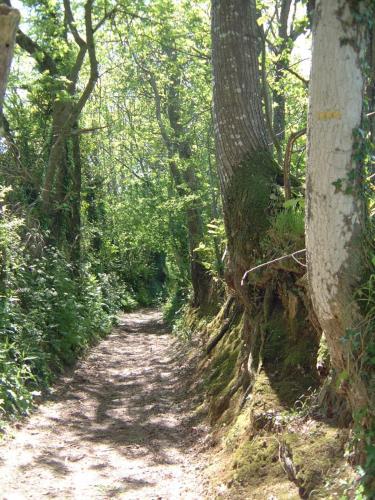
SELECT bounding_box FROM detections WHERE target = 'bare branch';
[94,7,117,33]
[71,125,108,135]
[16,29,58,75]
[241,249,306,286]
[68,45,87,90]
[100,143,147,182]
[148,74,172,151]
[73,0,99,118]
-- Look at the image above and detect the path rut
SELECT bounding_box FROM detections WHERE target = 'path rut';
[0,310,208,499]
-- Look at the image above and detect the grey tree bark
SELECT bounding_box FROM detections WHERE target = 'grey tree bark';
[211,0,281,391]
[306,0,370,413]
[211,0,278,297]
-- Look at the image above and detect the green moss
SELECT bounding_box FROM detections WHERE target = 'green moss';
[224,406,252,451]
[204,343,240,396]
[252,371,283,411]
[225,151,279,262]
[283,337,315,371]
[284,427,345,496]
[231,437,282,486]
[202,312,243,401]
[261,302,318,405]
[263,313,287,365]
[228,425,346,496]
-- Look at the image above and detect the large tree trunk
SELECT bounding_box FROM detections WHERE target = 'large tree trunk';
[211,0,280,389]
[211,0,278,299]
[306,0,370,413]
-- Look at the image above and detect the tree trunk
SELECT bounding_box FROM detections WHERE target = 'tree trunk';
[0,4,18,294]
[0,4,19,112]
[168,155,211,309]
[306,0,370,412]
[211,0,280,390]
[12,0,99,258]
[367,27,375,144]
[211,0,278,298]
[68,130,82,263]
[42,101,72,212]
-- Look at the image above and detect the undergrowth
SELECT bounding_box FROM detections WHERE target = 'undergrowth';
[0,189,126,424]
[263,203,305,254]
[350,232,375,497]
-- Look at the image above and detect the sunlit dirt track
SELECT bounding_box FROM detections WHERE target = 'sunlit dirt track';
[0,310,208,499]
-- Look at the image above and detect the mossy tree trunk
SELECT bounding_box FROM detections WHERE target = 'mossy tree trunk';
[211,0,278,300]
[306,0,371,414]
[0,3,19,295]
[211,0,279,384]
[6,0,104,259]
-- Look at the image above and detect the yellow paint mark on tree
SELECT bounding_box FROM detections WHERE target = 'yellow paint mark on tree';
[316,110,342,120]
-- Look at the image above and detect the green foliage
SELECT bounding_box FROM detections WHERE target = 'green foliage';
[194,219,226,279]
[350,246,375,496]
[263,204,305,254]
[340,114,375,496]
[171,303,194,341]
[163,281,189,325]
[0,188,120,422]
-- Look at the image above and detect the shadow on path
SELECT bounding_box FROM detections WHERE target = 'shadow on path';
[0,310,208,500]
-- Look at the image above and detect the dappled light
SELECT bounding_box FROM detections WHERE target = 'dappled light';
[0,311,207,498]
[0,0,374,498]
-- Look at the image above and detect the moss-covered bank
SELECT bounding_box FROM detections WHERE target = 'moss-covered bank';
[179,289,358,499]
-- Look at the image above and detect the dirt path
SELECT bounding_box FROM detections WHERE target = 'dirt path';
[0,310,209,499]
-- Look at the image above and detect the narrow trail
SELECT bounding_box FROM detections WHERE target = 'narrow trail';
[0,310,209,499]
